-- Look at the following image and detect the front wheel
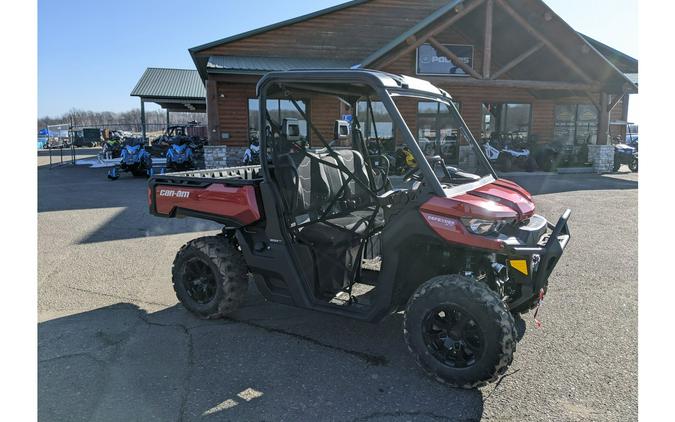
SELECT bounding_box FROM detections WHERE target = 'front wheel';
[172,236,249,319]
[404,275,516,388]
[629,158,638,172]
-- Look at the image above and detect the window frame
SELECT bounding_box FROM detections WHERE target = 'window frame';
[248,98,311,144]
[481,102,533,140]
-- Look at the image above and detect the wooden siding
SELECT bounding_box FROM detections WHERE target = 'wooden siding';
[196,0,447,61]
[202,0,631,146]
[215,82,256,145]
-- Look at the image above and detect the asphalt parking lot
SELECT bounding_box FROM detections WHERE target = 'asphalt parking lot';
[38,153,638,421]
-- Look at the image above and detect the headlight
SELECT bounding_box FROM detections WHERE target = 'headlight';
[461,218,507,235]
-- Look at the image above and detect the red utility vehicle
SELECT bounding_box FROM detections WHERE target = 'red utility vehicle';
[148,70,570,388]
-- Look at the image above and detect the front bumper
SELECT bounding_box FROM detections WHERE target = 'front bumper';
[503,209,571,309]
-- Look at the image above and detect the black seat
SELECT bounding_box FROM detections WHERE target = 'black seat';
[273,142,385,246]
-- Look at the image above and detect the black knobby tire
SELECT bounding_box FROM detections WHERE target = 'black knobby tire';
[613,155,621,172]
[404,275,516,388]
[499,155,513,173]
[172,235,248,319]
[629,158,638,173]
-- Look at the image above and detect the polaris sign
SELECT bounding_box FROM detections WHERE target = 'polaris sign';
[417,43,473,76]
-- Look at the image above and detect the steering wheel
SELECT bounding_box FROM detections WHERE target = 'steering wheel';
[402,165,423,182]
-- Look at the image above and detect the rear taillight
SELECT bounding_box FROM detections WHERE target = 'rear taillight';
[148,187,152,207]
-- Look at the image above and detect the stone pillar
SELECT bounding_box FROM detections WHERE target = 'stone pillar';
[203,146,228,169]
[587,145,615,173]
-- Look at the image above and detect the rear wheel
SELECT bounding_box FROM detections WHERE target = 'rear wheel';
[404,275,516,388]
[172,235,248,319]
[613,156,621,172]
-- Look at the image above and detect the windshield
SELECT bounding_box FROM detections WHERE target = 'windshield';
[387,92,495,185]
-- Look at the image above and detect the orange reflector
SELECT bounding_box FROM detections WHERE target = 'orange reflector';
[509,259,529,276]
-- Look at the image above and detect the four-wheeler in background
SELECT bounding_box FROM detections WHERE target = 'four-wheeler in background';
[612,136,638,172]
[108,138,152,180]
[102,132,124,159]
[165,142,195,172]
[481,132,535,172]
[148,70,571,388]
[242,130,261,165]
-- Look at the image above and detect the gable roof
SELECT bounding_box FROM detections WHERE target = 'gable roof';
[130,68,205,99]
[579,33,638,73]
[190,0,637,93]
[189,0,369,54]
[357,0,464,68]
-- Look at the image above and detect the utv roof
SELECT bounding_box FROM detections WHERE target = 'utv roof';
[257,69,452,100]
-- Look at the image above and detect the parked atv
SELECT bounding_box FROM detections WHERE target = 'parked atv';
[629,151,638,172]
[166,142,195,172]
[108,139,152,180]
[482,133,533,172]
[613,137,637,172]
[242,136,261,166]
[394,145,417,175]
[102,136,123,159]
[148,70,571,388]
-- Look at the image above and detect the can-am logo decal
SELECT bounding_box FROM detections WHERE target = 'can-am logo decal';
[425,214,457,228]
[159,189,190,198]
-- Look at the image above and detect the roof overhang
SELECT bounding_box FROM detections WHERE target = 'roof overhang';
[131,68,206,112]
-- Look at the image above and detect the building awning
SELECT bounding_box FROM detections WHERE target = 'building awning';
[131,68,206,112]
[206,55,355,74]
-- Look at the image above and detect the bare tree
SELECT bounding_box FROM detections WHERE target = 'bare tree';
[38,108,206,133]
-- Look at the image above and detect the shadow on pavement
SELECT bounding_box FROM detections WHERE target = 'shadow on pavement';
[39,165,221,244]
[39,290,487,421]
[506,173,637,195]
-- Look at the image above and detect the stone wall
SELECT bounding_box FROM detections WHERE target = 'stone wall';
[587,145,615,173]
[203,146,248,169]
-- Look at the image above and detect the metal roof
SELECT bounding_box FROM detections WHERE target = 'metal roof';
[579,34,638,73]
[130,68,205,99]
[207,56,355,74]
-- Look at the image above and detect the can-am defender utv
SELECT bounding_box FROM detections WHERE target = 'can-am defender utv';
[148,70,571,388]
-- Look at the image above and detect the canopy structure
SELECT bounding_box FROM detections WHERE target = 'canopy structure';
[131,68,206,139]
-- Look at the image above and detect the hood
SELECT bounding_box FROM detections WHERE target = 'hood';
[421,179,535,222]
[615,144,635,152]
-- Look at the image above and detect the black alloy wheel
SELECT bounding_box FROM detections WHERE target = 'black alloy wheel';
[182,258,218,305]
[422,306,485,369]
[404,275,516,388]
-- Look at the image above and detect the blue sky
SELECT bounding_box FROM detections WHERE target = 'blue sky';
[38,0,638,118]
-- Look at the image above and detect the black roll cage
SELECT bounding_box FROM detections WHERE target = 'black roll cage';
[254,70,498,305]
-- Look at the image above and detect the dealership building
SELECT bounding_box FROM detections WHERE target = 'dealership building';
[133,0,637,171]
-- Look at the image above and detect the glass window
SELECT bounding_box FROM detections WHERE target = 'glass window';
[417,101,461,163]
[481,103,532,140]
[553,104,598,145]
[356,100,394,140]
[249,99,309,143]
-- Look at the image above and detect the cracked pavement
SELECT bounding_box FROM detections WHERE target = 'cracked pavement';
[38,155,638,421]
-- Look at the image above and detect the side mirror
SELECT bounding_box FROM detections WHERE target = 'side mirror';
[334,120,350,141]
[282,118,301,142]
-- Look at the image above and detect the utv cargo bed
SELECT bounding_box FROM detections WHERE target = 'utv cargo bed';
[148,165,263,227]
